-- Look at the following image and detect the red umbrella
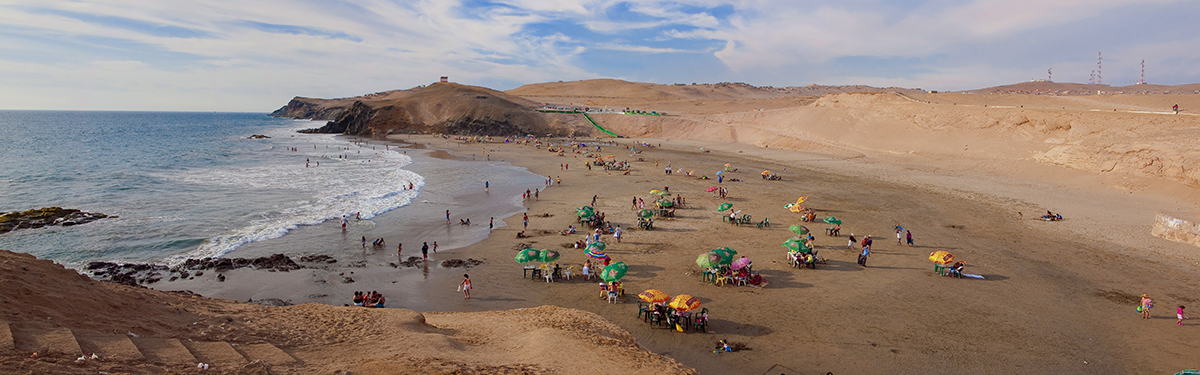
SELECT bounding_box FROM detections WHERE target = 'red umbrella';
[706,186,719,192]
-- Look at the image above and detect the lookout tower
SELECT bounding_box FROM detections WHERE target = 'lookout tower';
[440,76,449,83]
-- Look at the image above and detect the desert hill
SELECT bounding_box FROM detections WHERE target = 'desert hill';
[0,250,694,374]
[277,82,590,137]
[963,81,1200,95]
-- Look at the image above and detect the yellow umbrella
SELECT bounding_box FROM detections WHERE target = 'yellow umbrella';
[605,155,615,159]
[638,289,671,303]
[796,196,808,204]
[789,205,803,213]
[650,190,662,194]
[668,294,701,312]
[762,170,771,175]
[929,251,954,265]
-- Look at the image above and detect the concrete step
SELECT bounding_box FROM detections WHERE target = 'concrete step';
[237,343,298,366]
[184,341,248,369]
[77,334,145,361]
[14,327,82,357]
[0,321,13,351]
[132,338,196,364]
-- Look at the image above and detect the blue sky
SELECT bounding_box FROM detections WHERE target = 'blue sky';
[1,0,1197,111]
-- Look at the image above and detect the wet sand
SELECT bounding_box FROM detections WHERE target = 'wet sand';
[159,134,1200,374]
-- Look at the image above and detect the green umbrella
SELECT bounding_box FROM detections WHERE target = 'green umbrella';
[696,252,723,268]
[577,206,596,218]
[717,203,733,212]
[709,247,737,261]
[823,216,842,225]
[788,225,809,235]
[538,249,561,263]
[638,209,654,218]
[599,262,628,282]
[782,238,812,253]
[707,250,734,265]
[515,248,541,263]
[587,241,607,251]
[656,199,674,208]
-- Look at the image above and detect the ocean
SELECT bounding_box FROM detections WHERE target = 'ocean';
[0,111,544,268]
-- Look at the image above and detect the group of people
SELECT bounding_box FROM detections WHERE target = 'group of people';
[352,291,386,307]
[1140,294,1188,326]
[363,237,386,249]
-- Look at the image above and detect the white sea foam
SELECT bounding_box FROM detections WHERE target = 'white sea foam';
[162,126,424,264]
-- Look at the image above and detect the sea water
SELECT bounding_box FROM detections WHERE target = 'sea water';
[0,111,541,268]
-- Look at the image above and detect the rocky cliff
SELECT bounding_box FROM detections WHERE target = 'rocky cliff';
[282,83,587,137]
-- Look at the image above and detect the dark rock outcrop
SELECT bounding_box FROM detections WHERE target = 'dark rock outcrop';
[88,253,304,286]
[440,259,484,269]
[1,207,112,232]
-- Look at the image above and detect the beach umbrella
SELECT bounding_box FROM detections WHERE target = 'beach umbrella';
[515,248,540,263]
[587,241,607,251]
[731,257,752,270]
[638,209,654,218]
[657,199,674,208]
[782,238,811,253]
[706,186,719,192]
[796,196,808,204]
[762,170,771,175]
[789,205,803,213]
[708,249,735,264]
[650,190,662,194]
[784,203,798,209]
[538,249,561,263]
[668,294,701,312]
[717,203,733,212]
[586,247,608,259]
[696,252,723,268]
[788,225,809,235]
[929,251,954,265]
[638,289,671,303]
[716,171,724,175]
[577,206,595,218]
[712,247,738,256]
[823,216,842,225]
[599,262,628,282]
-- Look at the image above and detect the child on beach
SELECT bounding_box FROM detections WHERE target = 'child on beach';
[1141,294,1154,319]
[1179,306,1188,326]
[460,274,471,299]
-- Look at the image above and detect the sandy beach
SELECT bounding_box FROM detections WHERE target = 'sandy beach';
[143,125,1200,374]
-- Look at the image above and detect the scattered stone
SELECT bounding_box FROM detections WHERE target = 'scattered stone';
[194,271,203,276]
[248,298,293,306]
[397,257,423,268]
[217,274,226,282]
[342,277,355,284]
[440,259,484,269]
[299,254,336,264]
[0,207,113,232]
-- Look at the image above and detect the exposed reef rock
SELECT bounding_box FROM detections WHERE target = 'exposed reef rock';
[87,253,304,287]
[0,207,112,232]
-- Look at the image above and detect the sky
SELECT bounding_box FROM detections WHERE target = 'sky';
[1,0,1198,111]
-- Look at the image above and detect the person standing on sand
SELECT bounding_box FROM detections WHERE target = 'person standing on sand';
[858,245,870,266]
[460,274,471,299]
[446,210,451,224]
[421,242,429,260]
[341,215,348,229]
[397,243,402,260]
[1174,104,1179,114]
[613,225,622,243]
[896,227,903,244]
[433,241,438,253]
[489,217,494,231]
[1141,294,1154,319]
[847,234,856,250]
[362,236,367,249]
[535,189,539,200]
[592,195,598,206]
[906,230,914,246]
[485,181,489,192]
